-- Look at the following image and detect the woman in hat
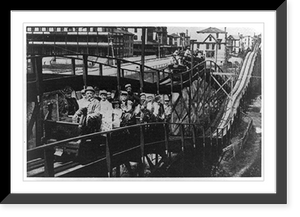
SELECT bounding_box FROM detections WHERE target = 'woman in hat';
[99,90,113,132]
[112,100,123,129]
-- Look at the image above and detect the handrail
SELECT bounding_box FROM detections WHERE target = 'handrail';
[27,121,206,154]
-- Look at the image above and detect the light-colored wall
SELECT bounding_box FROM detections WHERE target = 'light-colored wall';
[193,32,227,65]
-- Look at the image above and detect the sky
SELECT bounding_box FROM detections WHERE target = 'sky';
[167,25,263,39]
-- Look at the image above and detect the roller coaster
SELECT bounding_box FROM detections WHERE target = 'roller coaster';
[27,41,260,177]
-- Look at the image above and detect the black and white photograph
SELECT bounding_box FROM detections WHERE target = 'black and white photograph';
[26,24,262,178]
[6,5,289,207]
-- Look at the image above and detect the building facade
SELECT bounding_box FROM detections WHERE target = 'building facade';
[241,35,254,52]
[193,27,227,66]
[26,26,134,58]
[227,35,241,56]
[126,26,168,56]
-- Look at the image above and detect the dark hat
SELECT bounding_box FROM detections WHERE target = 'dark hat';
[85,86,95,93]
[112,100,121,104]
[63,86,73,94]
[99,90,108,95]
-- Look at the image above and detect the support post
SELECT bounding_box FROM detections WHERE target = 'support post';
[99,63,103,76]
[208,61,212,124]
[164,122,170,158]
[156,70,160,94]
[82,54,88,88]
[140,27,146,93]
[44,147,55,177]
[180,124,185,152]
[71,58,76,75]
[32,57,44,147]
[105,133,112,177]
[139,125,145,177]
[116,59,121,97]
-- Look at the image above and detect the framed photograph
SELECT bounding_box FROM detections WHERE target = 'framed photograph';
[5,1,286,204]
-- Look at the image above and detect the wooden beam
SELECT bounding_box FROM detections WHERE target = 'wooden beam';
[43,148,55,177]
[33,57,44,147]
[116,59,121,96]
[82,54,88,88]
[71,58,76,75]
[99,63,103,76]
[139,27,146,93]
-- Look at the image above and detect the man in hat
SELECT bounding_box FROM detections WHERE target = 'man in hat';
[125,83,140,108]
[153,95,165,122]
[106,91,113,103]
[77,88,90,109]
[99,90,113,132]
[72,86,101,131]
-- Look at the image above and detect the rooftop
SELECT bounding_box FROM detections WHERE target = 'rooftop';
[197,27,226,34]
[228,35,240,40]
[168,33,180,38]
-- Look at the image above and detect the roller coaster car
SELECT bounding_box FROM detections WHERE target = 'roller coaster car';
[168,55,205,82]
[43,102,106,163]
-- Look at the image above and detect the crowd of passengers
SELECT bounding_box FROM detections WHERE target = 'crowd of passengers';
[59,83,172,133]
[171,46,205,67]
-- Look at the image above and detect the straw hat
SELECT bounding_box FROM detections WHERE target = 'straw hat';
[84,86,95,93]
[125,84,131,89]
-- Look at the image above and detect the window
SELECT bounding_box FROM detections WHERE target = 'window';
[206,51,215,58]
[27,27,32,32]
[209,36,212,41]
[212,43,215,50]
[216,33,219,38]
[219,44,221,49]
[206,43,210,50]
[134,28,137,33]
